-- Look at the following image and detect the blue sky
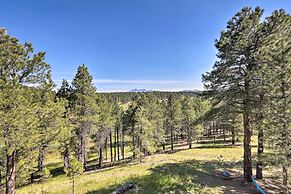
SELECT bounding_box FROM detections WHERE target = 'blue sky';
[1,0,290,92]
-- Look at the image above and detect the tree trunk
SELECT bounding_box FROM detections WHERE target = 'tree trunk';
[98,147,102,168]
[188,125,192,149]
[121,130,125,160]
[231,129,235,145]
[132,124,136,158]
[283,165,288,194]
[170,127,174,151]
[0,167,2,190]
[139,140,143,163]
[280,65,288,193]
[117,126,120,161]
[110,131,113,162]
[78,133,86,167]
[114,127,117,161]
[72,175,75,194]
[38,146,45,172]
[256,127,264,179]
[256,93,264,179]
[162,144,165,150]
[105,137,108,161]
[30,173,34,184]
[63,148,69,170]
[243,102,253,182]
[6,150,16,194]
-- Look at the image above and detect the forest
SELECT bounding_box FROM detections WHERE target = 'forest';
[0,6,290,194]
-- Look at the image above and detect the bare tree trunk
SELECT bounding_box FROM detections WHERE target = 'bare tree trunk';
[139,139,143,163]
[132,125,136,158]
[110,131,113,162]
[117,126,120,161]
[121,130,125,160]
[231,129,235,145]
[105,137,108,161]
[98,147,102,168]
[170,127,174,151]
[114,127,117,161]
[188,125,192,149]
[6,150,16,194]
[213,121,216,142]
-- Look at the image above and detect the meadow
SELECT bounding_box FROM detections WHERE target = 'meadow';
[17,138,284,194]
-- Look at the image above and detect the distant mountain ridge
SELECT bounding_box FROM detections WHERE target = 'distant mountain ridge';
[129,89,152,92]
[128,89,202,93]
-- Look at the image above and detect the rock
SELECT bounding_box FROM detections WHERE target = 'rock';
[111,183,135,194]
[221,171,231,178]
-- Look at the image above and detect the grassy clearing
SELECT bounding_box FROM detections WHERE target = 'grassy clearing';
[16,139,285,194]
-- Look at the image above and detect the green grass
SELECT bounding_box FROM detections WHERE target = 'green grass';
[16,138,285,194]
[17,143,242,194]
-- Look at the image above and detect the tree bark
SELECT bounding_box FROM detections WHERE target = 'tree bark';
[231,127,235,145]
[121,130,125,160]
[63,148,69,170]
[256,127,263,179]
[283,165,288,194]
[0,167,2,190]
[72,175,75,194]
[170,127,174,150]
[117,126,120,161]
[78,133,86,168]
[256,93,264,179]
[38,146,45,172]
[110,131,113,162]
[114,127,117,161]
[98,147,102,168]
[139,139,143,163]
[105,137,108,161]
[132,125,136,158]
[6,150,16,194]
[280,69,289,193]
[188,125,192,149]
[243,101,253,182]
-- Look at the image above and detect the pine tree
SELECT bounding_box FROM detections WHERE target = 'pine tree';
[0,30,51,193]
[202,7,265,182]
[71,65,98,168]
[258,10,291,192]
[111,102,123,161]
[181,96,194,148]
[56,79,74,170]
[93,95,112,167]
[64,157,83,194]
[35,77,67,174]
[165,95,182,151]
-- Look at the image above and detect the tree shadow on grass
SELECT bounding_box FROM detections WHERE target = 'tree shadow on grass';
[86,159,257,194]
